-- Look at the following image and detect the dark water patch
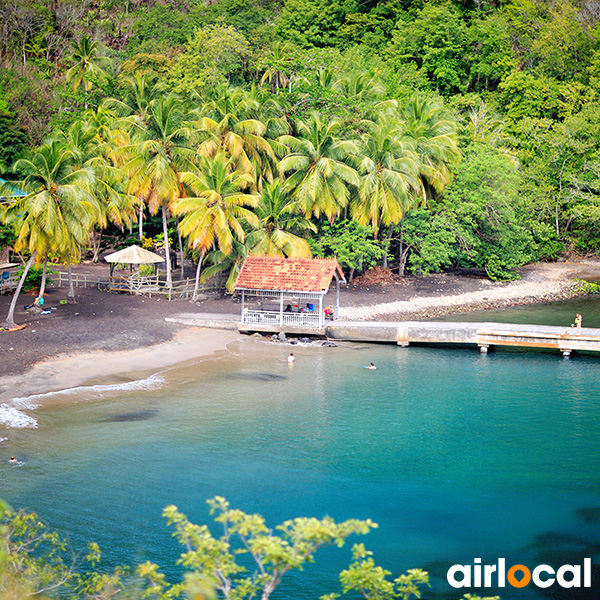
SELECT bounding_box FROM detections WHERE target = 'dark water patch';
[228,372,287,382]
[576,507,600,524]
[421,559,454,579]
[535,549,591,565]
[526,531,587,550]
[100,409,158,422]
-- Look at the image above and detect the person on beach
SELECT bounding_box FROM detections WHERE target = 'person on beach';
[575,314,582,335]
[364,363,377,370]
[288,353,295,364]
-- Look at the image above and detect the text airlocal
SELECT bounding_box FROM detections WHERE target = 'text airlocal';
[447,558,592,589]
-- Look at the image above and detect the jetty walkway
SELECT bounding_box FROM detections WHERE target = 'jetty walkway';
[166,313,600,357]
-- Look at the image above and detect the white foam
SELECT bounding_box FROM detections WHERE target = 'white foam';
[12,374,165,406]
[0,437,7,442]
[0,404,38,429]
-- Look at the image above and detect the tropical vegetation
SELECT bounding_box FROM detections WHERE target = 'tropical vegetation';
[1,0,600,324]
[0,496,498,600]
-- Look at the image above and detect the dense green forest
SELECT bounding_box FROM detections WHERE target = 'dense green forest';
[1,0,599,298]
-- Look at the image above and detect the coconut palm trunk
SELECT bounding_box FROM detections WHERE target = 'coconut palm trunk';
[3,252,37,329]
[67,264,76,303]
[162,199,172,288]
[138,200,144,241]
[177,221,185,279]
[382,226,394,269]
[192,249,206,303]
[35,258,48,306]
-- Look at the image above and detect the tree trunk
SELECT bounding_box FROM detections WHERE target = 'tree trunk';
[67,264,76,303]
[162,199,172,288]
[191,249,206,303]
[382,226,394,269]
[35,258,48,305]
[138,201,144,241]
[177,220,185,279]
[3,252,36,329]
[90,229,102,262]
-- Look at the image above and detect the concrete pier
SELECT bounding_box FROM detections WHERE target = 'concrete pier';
[166,313,600,357]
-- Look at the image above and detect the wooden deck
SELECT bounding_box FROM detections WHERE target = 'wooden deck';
[166,314,600,357]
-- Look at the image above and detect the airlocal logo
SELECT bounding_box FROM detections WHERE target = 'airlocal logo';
[447,558,592,589]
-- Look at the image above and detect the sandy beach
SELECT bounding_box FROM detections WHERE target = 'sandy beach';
[1,258,599,407]
[0,327,241,405]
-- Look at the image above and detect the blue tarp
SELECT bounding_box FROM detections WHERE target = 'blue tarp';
[0,177,27,198]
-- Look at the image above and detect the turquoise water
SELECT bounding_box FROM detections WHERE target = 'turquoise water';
[439,295,600,328]
[1,336,600,599]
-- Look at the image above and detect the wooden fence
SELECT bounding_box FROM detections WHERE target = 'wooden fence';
[50,271,221,300]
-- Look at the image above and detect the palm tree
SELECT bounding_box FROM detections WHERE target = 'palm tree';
[335,71,385,103]
[200,237,249,294]
[248,180,315,258]
[66,36,111,97]
[400,95,461,202]
[60,118,135,263]
[3,141,99,326]
[123,94,195,289]
[193,87,279,180]
[172,153,259,302]
[279,113,359,222]
[104,74,163,126]
[351,119,420,235]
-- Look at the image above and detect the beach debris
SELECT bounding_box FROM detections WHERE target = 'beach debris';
[321,341,337,347]
[0,323,27,332]
[351,266,400,287]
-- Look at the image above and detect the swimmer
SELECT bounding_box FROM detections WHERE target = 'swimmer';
[364,363,377,370]
[287,353,295,364]
[9,456,18,464]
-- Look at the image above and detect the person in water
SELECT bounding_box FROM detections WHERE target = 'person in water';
[9,456,18,464]
[288,353,295,364]
[364,363,377,370]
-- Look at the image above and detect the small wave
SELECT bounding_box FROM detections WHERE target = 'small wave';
[12,375,165,406]
[0,437,7,442]
[0,404,38,429]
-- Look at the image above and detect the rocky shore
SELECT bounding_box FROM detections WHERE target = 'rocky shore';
[340,277,588,321]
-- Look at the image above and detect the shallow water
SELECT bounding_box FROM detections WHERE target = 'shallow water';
[1,334,600,599]
[439,295,600,328]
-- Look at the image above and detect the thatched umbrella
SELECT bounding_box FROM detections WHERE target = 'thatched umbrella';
[104,245,164,278]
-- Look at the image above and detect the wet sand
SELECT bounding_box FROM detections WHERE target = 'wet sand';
[2,259,599,413]
[0,328,242,405]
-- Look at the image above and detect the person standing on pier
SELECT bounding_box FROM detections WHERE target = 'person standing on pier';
[575,314,582,335]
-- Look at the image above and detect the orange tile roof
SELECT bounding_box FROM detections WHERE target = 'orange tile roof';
[235,257,345,293]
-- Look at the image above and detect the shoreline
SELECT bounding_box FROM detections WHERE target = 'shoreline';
[0,328,242,406]
[2,260,598,416]
[340,277,586,321]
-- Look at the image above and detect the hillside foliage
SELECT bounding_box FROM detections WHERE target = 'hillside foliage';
[1,0,599,285]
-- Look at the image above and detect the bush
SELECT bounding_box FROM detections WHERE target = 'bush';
[15,265,54,292]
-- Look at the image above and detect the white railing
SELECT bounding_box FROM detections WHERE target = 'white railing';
[240,289,324,300]
[242,310,323,327]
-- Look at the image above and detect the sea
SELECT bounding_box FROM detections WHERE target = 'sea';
[1,296,600,600]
